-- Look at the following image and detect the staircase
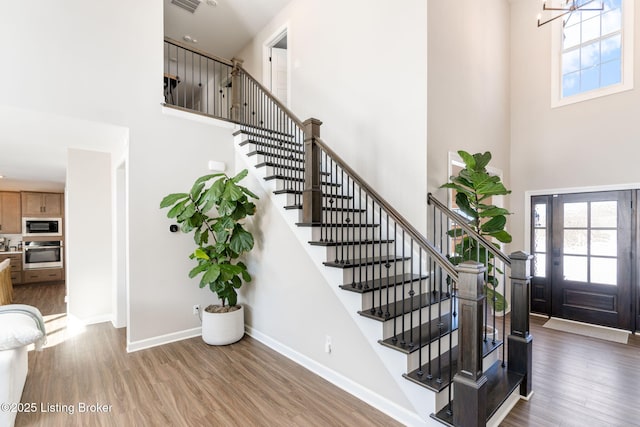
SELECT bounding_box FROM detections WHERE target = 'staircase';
[163,37,534,426]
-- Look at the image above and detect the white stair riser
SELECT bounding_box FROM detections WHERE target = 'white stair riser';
[311,226,389,242]
[407,330,459,373]
[360,281,428,311]
[261,165,303,177]
[246,152,305,166]
[273,179,345,192]
[283,193,356,208]
[325,241,396,261]
[241,141,303,156]
[339,259,412,283]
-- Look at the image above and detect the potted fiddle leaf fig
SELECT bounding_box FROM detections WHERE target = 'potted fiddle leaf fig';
[160,169,258,345]
[441,150,512,313]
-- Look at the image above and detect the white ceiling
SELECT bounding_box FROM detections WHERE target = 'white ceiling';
[0,105,128,191]
[164,0,292,59]
[0,1,288,190]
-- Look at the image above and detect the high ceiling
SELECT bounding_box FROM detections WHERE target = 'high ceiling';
[0,1,289,190]
[164,0,292,60]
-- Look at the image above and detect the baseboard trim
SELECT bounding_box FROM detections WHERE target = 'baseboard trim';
[127,327,201,353]
[245,326,425,427]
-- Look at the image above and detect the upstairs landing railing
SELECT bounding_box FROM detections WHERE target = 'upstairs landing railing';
[162,37,533,427]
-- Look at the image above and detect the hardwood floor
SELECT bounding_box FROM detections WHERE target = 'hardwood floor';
[11,283,640,426]
[12,283,402,427]
[501,315,640,427]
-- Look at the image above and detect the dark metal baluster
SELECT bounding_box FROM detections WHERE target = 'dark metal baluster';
[437,263,443,385]
[340,168,346,264]
[502,265,506,366]
[320,151,327,243]
[356,182,362,289]
[399,230,405,343]
[417,248,423,365]
[364,197,376,314]
[416,239,420,377]
[447,274,455,417]
[384,214,390,318]
[408,239,413,357]
[377,206,383,317]
[351,178,356,264]
[426,252,432,380]
[198,54,202,113]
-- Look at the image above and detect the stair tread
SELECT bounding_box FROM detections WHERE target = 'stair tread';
[379,315,459,354]
[265,175,341,186]
[404,339,503,393]
[323,255,410,269]
[296,222,379,228]
[309,238,392,246]
[240,139,304,154]
[431,361,523,425]
[256,162,332,176]
[358,291,451,322]
[234,127,296,140]
[247,150,304,162]
[273,189,352,198]
[236,132,301,146]
[339,273,426,294]
[241,136,302,148]
[286,205,366,212]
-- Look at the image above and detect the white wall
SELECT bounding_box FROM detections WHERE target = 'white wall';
[238,159,414,414]
[510,0,640,251]
[0,1,237,345]
[427,0,512,202]
[66,149,113,323]
[237,0,428,233]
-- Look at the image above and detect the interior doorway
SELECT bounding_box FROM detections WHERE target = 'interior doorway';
[264,28,289,106]
[531,190,635,331]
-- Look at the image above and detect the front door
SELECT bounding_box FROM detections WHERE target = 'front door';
[531,191,633,330]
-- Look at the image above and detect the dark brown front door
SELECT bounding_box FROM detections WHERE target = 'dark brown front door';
[531,191,633,330]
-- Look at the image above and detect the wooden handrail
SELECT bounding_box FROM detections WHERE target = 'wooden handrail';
[427,193,511,266]
[164,37,234,67]
[314,136,459,280]
[237,65,305,130]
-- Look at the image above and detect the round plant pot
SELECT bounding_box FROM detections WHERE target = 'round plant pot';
[201,305,245,345]
[484,325,498,341]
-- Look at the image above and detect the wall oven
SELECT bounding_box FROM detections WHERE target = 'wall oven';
[23,241,63,269]
[23,218,62,237]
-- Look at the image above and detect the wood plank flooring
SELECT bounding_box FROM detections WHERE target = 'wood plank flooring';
[11,283,640,426]
[11,282,402,427]
[501,315,640,427]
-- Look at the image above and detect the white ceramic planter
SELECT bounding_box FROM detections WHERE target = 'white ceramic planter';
[201,305,245,345]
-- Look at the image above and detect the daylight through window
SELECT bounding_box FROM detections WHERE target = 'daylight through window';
[561,0,622,97]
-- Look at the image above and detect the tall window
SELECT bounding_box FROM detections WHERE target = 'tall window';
[551,0,634,106]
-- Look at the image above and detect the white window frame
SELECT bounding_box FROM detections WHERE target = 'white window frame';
[551,0,634,108]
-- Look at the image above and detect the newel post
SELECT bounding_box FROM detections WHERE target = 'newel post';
[453,261,488,427]
[230,57,244,122]
[302,118,323,224]
[508,251,534,398]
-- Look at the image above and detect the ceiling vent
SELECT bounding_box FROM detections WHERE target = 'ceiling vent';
[171,0,201,14]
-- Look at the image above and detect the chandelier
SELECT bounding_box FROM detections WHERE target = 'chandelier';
[537,0,604,27]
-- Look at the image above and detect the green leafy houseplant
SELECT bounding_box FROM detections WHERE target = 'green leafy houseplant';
[160,169,258,310]
[441,151,512,312]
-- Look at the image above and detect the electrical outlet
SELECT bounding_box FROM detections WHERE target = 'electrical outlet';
[325,335,332,354]
[192,304,200,315]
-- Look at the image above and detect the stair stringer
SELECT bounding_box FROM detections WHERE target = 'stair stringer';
[233,135,444,426]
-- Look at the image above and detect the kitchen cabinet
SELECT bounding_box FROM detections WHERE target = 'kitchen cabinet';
[0,192,21,234]
[0,253,23,285]
[22,268,63,284]
[22,192,63,217]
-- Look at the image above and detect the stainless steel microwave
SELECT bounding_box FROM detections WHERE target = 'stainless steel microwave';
[22,218,62,237]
